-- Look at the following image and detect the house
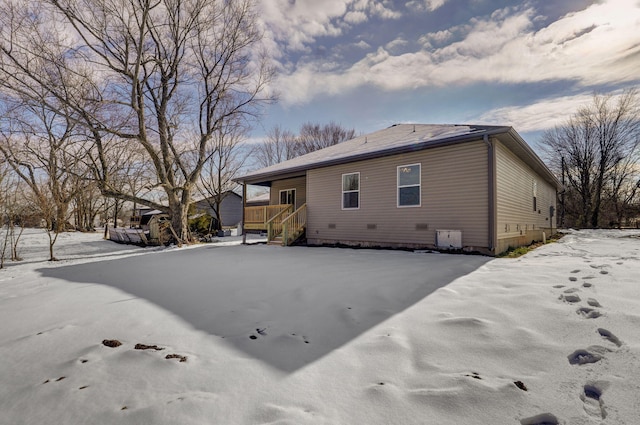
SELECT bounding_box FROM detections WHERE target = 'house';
[246,192,271,207]
[235,124,560,255]
[193,190,243,228]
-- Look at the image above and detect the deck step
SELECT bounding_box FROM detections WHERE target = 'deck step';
[268,236,283,245]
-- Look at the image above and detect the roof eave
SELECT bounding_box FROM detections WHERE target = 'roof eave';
[236,126,512,185]
[503,127,562,189]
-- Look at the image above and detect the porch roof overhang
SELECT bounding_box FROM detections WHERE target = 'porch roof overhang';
[235,124,560,189]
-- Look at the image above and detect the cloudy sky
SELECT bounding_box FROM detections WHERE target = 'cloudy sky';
[253,0,640,149]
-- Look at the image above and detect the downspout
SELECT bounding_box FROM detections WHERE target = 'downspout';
[484,135,496,254]
[242,182,247,245]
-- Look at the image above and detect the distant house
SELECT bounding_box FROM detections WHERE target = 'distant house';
[235,124,560,255]
[246,192,270,207]
[193,190,243,228]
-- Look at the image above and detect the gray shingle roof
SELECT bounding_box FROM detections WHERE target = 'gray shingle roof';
[237,123,558,187]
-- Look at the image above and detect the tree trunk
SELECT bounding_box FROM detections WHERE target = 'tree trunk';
[169,202,190,245]
[113,200,120,229]
[214,199,223,232]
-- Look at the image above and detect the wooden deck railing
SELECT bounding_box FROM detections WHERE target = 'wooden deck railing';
[266,206,293,241]
[244,204,292,230]
[282,203,307,246]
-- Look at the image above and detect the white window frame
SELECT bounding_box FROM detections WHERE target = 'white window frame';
[397,163,421,208]
[279,188,296,207]
[341,172,360,210]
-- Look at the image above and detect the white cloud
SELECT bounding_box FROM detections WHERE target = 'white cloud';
[259,0,351,52]
[276,0,640,105]
[344,10,367,24]
[385,37,408,52]
[474,93,596,132]
[422,29,454,44]
[369,2,402,19]
[259,0,404,56]
[474,89,638,133]
[353,40,371,49]
[407,0,449,12]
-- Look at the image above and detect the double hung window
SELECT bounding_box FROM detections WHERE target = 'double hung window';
[342,172,359,209]
[397,164,421,207]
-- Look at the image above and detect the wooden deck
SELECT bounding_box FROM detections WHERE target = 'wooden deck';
[244,204,307,246]
[244,204,293,230]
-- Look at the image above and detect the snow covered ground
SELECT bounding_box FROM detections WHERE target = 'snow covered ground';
[0,228,639,425]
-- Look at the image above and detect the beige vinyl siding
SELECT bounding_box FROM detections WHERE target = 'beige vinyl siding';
[495,141,556,241]
[270,176,307,210]
[306,141,489,250]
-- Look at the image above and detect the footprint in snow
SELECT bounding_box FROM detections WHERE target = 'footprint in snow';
[597,328,622,347]
[587,298,602,307]
[576,307,602,319]
[569,276,578,282]
[519,412,559,425]
[581,382,608,419]
[567,346,609,365]
[560,294,581,303]
[552,285,565,289]
[563,287,579,293]
[570,269,581,273]
[582,282,593,288]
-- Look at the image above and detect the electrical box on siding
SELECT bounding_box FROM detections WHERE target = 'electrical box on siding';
[436,230,462,250]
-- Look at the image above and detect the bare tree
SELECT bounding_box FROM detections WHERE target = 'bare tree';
[0,0,274,244]
[542,89,640,227]
[0,164,21,267]
[198,121,249,232]
[0,97,89,261]
[587,91,640,227]
[72,180,104,232]
[606,144,640,227]
[253,124,298,168]
[542,114,597,227]
[254,122,356,167]
[297,121,356,156]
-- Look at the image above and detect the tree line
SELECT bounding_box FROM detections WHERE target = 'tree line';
[0,0,273,260]
[253,122,357,168]
[0,0,358,264]
[542,89,640,228]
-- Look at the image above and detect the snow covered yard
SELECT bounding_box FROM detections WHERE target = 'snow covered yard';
[0,229,639,424]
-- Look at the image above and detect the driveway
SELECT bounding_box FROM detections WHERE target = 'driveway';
[41,244,490,371]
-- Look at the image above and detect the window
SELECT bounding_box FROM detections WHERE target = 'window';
[397,164,421,207]
[279,189,296,207]
[342,172,359,209]
[533,180,537,212]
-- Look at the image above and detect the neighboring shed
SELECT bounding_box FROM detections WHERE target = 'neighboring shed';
[193,191,243,227]
[234,124,560,255]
